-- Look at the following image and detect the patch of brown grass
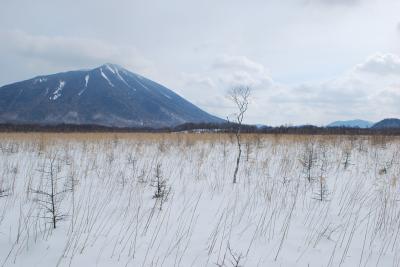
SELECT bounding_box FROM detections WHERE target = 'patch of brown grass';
[0,132,399,147]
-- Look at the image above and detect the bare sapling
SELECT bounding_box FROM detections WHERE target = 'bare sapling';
[342,145,352,170]
[227,86,251,184]
[31,153,68,229]
[151,163,170,210]
[299,140,318,182]
[0,187,8,198]
[0,175,9,198]
[66,169,78,232]
[245,140,251,162]
[227,243,244,267]
[314,144,329,201]
[127,152,137,181]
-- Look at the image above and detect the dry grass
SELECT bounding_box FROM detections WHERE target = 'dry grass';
[0,132,398,146]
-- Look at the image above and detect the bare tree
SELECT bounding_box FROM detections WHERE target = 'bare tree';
[31,153,68,229]
[227,86,251,184]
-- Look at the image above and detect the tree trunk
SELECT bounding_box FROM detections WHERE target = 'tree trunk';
[233,133,242,184]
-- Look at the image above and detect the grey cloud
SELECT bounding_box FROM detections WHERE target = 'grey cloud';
[212,55,266,74]
[0,30,151,74]
[303,0,361,6]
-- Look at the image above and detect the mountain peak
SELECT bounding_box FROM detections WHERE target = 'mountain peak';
[94,63,126,74]
[100,63,124,70]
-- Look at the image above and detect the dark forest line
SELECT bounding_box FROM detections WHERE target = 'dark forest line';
[1,122,400,135]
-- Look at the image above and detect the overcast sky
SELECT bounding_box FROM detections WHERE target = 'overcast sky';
[1,0,400,125]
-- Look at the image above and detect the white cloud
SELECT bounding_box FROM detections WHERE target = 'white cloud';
[212,55,266,75]
[210,55,273,89]
[178,53,400,126]
[273,56,400,124]
[177,55,274,116]
[354,53,400,75]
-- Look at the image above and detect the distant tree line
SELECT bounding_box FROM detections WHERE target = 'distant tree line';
[177,123,400,135]
[1,122,400,135]
[0,123,167,133]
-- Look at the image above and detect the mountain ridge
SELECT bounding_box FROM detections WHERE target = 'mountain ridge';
[327,119,374,128]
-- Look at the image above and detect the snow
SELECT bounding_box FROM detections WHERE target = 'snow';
[105,64,116,74]
[1,134,400,266]
[78,75,90,96]
[162,92,172,99]
[85,74,89,87]
[100,68,114,87]
[34,77,48,84]
[134,73,145,80]
[133,76,150,91]
[115,68,134,90]
[103,64,134,90]
[49,80,66,100]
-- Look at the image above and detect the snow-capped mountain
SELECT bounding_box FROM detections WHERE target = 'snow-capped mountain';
[0,64,223,128]
[327,119,374,128]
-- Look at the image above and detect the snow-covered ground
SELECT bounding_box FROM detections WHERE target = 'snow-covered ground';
[0,133,399,267]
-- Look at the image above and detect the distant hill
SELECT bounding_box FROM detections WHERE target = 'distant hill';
[327,119,374,128]
[0,63,223,128]
[372,118,400,129]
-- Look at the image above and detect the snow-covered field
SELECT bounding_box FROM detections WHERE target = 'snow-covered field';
[0,133,400,267]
